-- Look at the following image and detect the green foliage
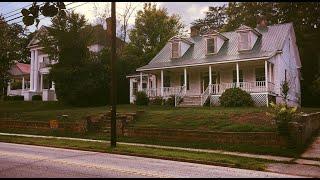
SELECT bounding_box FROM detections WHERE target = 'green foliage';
[32,95,42,101]
[219,88,254,107]
[311,76,320,98]
[4,95,24,101]
[135,91,149,106]
[39,12,109,107]
[21,2,66,27]
[124,3,184,67]
[164,95,176,107]
[149,96,164,105]
[0,16,27,99]
[280,80,290,105]
[266,102,297,136]
[10,81,22,90]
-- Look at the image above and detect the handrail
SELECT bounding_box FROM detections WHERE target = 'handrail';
[175,86,186,107]
[200,85,210,106]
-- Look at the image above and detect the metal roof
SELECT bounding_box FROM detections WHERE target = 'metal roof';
[137,23,292,71]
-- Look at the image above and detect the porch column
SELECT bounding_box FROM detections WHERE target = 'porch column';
[161,70,164,96]
[22,77,25,90]
[184,67,187,94]
[7,81,11,94]
[236,62,239,87]
[209,65,212,93]
[265,60,268,92]
[140,72,143,91]
[40,74,43,90]
[51,81,55,90]
[34,50,39,92]
[30,50,34,91]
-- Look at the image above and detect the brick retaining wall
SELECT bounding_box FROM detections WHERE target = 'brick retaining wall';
[123,127,287,147]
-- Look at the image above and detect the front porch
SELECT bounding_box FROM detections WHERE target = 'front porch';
[130,60,276,106]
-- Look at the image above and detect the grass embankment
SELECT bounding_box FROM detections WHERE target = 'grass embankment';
[0,134,275,171]
[0,101,318,157]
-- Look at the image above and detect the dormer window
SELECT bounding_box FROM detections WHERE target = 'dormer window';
[171,42,180,58]
[206,37,216,54]
[238,32,250,51]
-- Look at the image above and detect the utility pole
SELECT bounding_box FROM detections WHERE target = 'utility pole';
[109,2,117,147]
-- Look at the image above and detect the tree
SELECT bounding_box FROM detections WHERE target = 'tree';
[0,16,26,99]
[118,2,137,43]
[21,2,67,27]
[127,3,184,66]
[192,5,227,33]
[39,11,110,106]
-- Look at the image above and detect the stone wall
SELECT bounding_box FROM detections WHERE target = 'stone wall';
[289,112,320,146]
[122,127,287,147]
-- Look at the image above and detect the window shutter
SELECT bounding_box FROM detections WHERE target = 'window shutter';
[172,42,179,58]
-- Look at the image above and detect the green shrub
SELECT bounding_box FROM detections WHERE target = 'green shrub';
[267,102,297,136]
[32,95,42,101]
[10,81,22,90]
[135,91,149,105]
[164,95,175,107]
[149,96,164,105]
[4,95,24,101]
[219,88,254,107]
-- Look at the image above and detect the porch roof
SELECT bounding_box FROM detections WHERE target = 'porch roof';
[137,23,292,71]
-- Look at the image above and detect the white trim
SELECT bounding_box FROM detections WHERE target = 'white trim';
[137,55,275,72]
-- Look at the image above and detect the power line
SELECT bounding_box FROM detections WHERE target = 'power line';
[4,2,45,19]
[1,2,33,17]
[3,2,78,25]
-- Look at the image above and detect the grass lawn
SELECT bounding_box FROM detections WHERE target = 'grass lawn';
[0,101,319,157]
[0,134,276,171]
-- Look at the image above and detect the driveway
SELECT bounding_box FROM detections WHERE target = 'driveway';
[0,142,302,178]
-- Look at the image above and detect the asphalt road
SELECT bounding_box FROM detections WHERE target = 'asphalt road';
[0,142,303,178]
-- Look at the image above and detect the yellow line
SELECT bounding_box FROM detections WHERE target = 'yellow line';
[0,151,172,178]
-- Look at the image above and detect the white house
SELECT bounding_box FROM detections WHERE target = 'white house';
[7,62,30,97]
[127,20,302,107]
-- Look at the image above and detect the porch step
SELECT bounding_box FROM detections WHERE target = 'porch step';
[178,95,202,107]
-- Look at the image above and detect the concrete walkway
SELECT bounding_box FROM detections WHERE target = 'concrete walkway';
[301,134,320,160]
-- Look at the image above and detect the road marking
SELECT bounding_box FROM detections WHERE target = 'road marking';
[0,151,172,178]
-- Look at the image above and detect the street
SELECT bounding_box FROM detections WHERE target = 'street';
[0,142,303,178]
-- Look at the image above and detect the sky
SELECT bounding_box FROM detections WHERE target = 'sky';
[0,2,227,35]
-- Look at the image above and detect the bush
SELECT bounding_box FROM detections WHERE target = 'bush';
[164,95,175,107]
[4,95,24,101]
[149,96,164,105]
[267,102,298,136]
[32,95,42,101]
[10,81,22,90]
[219,88,254,107]
[135,91,149,105]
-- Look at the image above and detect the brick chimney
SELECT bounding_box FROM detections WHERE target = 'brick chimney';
[106,17,112,37]
[190,25,200,37]
[256,15,268,30]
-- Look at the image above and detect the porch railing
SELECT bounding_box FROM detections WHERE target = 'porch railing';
[163,86,184,97]
[210,81,275,95]
[175,86,186,107]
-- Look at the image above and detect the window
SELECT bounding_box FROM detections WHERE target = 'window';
[142,83,147,89]
[180,74,190,90]
[255,68,265,86]
[207,37,216,54]
[171,42,180,58]
[238,32,249,50]
[133,82,138,95]
[232,70,243,87]
[164,75,170,87]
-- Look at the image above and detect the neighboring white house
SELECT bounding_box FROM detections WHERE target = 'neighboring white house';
[19,18,125,101]
[7,62,30,97]
[127,20,302,107]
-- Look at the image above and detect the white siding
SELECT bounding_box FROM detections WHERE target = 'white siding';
[216,36,225,53]
[249,31,258,49]
[180,42,190,57]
